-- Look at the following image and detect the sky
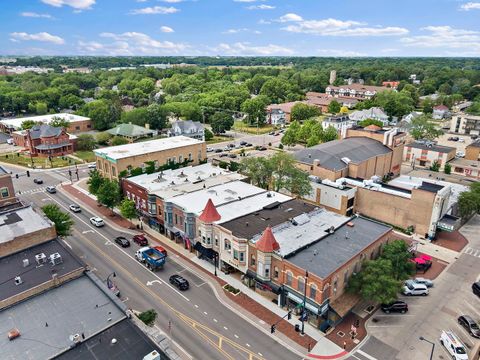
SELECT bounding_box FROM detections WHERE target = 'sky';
[1,0,480,57]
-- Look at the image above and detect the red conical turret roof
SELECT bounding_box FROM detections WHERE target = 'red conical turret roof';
[198,198,221,223]
[256,226,280,253]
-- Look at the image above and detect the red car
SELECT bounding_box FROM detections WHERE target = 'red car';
[154,246,168,257]
[132,234,148,246]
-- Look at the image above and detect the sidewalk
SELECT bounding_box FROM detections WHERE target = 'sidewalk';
[62,181,350,359]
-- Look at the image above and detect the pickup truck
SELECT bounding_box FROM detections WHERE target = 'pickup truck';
[135,246,166,271]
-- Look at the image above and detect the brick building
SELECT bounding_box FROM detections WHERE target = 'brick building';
[0,166,16,208]
[12,124,76,157]
[0,113,92,134]
[404,141,456,171]
[465,140,480,161]
[94,136,206,180]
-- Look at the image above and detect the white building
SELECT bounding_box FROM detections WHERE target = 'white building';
[168,120,205,141]
[450,112,480,135]
[322,115,355,131]
[0,113,92,133]
[266,108,286,126]
[349,107,389,125]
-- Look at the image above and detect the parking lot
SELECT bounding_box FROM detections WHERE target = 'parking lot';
[348,216,480,360]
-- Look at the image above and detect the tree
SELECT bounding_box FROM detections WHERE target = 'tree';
[76,134,96,151]
[49,116,70,129]
[111,136,129,146]
[358,119,384,128]
[96,131,112,145]
[458,183,480,218]
[430,160,440,172]
[467,102,480,116]
[320,126,338,143]
[21,120,38,130]
[380,240,415,281]
[422,99,434,114]
[327,100,341,114]
[146,103,167,130]
[35,102,48,115]
[347,259,401,304]
[281,120,301,147]
[120,107,149,126]
[87,169,104,195]
[210,112,234,134]
[290,103,321,122]
[138,309,157,327]
[444,162,451,174]
[79,99,118,131]
[259,78,292,103]
[340,106,349,114]
[97,179,121,213]
[41,204,74,237]
[120,198,137,220]
[409,114,443,140]
[241,96,269,126]
[204,128,214,141]
[240,157,273,190]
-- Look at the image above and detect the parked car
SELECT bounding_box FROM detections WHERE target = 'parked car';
[69,204,81,213]
[258,146,267,151]
[240,141,248,146]
[471,135,479,140]
[458,138,465,143]
[246,143,253,147]
[228,153,237,158]
[456,151,465,158]
[228,143,235,148]
[448,137,459,141]
[46,186,56,194]
[132,234,148,246]
[169,274,189,290]
[154,245,168,257]
[458,315,480,338]
[274,132,281,136]
[219,153,228,157]
[268,131,275,135]
[403,282,429,296]
[223,146,231,152]
[33,178,43,184]
[89,217,104,227]
[439,330,468,360]
[114,236,130,248]
[88,163,96,169]
[473,281,480,297]
[214,148,222,153]
[206,147,214,153]
[413,277,433,288]
[381,301,408,314]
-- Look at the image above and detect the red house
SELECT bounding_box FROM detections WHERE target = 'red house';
[12,124,76,157]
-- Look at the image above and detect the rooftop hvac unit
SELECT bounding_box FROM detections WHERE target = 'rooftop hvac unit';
[341,157,351,165]
[143,351,161,360]
[35,253,47,265]
[49,253,63,266]
[22,259,29,268]
[14,276,22,285]
[70,334,81,343]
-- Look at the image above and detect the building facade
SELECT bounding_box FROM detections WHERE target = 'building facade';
[404,141,456,171]
[94,136,206,180]
[450,113,480,135]
[266,108,286,126]
[325,84,390,100]
[12,124,75,157]
[0,113,92,134]
[465,140,480,161]
[168,120,205,141]
[0,166,16,208]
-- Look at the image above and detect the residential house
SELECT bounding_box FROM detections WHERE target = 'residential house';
[321,115,355,132]
[107,123,155,143]
[267,102,301,123]
[348,107,390,126]
[382,81,400,89]
[465,140,480,161]
[306,92,358,112]
[432,105,450,120]
[266,108,286,126]
[325,84,390,100]
[404,141,456,170]
[168,120,205,141]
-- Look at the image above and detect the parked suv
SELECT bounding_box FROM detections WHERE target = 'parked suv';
[473,281,480,297]
[458,315,480,338]
[439,330,468,360]
[89,217,104,227]
[403,282,429,296]
[413,277,433,288]
[133,234,148,246]
[381,301,408,314]
[169,274,189,291]
[46,186,56,194]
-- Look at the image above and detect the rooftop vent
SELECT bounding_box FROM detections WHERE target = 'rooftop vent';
[341,157,351,165]
[170,181,175,185]
[8,329,21,341]
[49,253,63,266]
[70,334,81,343]
[347,222,354,227]
[313,249,318,256]
[326,226,335,234]
[308,154,312,158]
[266,192,272,198]
[111,338,117,345]
[35,253,47,265]
[22,259,29,268]
[14,276,22,285]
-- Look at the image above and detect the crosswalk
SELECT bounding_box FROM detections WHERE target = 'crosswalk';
[463,247,480,258]
[16,187,46,196]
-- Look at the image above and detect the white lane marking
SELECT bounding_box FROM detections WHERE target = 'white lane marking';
[122,297,129,302]
[146,280,162,286]
[213,318,218,323]
[234,334,239,339]
[224,326,228,330]
[196,282,206,287]
[105,240,113,245]
[43,192,190,302]
[246,343,250,347]
[82,230,94,234]
[194,304,199,308]
[258,352,263,357]
[203,311,208,315]
[357,349,378,360]
[62,239,72,249]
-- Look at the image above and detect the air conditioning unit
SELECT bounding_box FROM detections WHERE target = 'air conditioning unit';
[14,276,22,285]
[70,334,81,343]
[35,253,47,265]
[49,253,63,266]
[22,259,29,268]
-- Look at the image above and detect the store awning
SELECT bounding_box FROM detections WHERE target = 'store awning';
[245,270,281,294]
[286,292,319,315]
[193,242,216,259]
[330,292,360,318]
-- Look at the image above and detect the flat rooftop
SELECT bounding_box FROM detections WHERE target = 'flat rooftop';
[0,275,125,360]
[124,163,244,194]
[0,113,90,130]
[0,205,53,244]
[55,319,162,360]
[406,141,455,153]
[170,180,265,215]
[252,208,349,257]
[287,216,391,278]
[94,135,203,161]
[221,199,317,239]
[0,239,84,302]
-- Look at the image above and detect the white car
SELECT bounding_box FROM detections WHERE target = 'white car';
[88,163,96,169]
[69,204,81,213]
[458,138,465,143]
[413,277,433,287]
[440,330,468,360]
[206,147,214,152]
[89,217,104,227]
[403,282,428,296]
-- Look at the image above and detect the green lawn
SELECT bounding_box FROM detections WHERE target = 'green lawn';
[0,153,72,168]
[233,121,275,134]
[207,136,231,144]
[73,151,96,163]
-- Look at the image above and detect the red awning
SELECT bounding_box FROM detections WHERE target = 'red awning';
[413,257,426,264]
[421,254,432,261]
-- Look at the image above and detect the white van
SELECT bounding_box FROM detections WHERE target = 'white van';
[440,330,468,360]
[403,281,429,296]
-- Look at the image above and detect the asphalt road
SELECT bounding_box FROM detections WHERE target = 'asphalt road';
[10,168,302,360]
[347,216,480,360]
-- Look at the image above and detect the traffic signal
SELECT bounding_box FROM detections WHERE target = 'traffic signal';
[15,174,19,179]
[26,170,30,177]
[270,324,276,334]
[287,311,292,320]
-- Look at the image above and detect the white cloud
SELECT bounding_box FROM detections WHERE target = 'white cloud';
[222,28,261,34]
[278,13,303,22]
[247,4,275,10]
[160,26,174,33]
[78,32,187,55]
[280,16,408,36]
[136,0,148,2]
[316,49,366,57]
[400,26,480,54]
[20,12,53,18]
[41,0,95,10]
[130,6,179,14]
[212,42,293,55]
[460,2,480,10]
[10,32,65,44]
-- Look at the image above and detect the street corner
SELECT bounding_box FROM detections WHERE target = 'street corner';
[305,350,349,359]
[325,311,368,354]
[432,229,469,252]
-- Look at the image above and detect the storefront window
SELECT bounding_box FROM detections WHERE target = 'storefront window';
[233,250,239,260]
[298,277,305,293]
[239,252,244,262]
[310,284,317,300]
[1,187,9,198]
[224,239,231,251]
[286,271,293,286]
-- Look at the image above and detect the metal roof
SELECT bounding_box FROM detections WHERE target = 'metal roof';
[107,123,154,137]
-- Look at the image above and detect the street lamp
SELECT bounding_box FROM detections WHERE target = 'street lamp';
[301,270,309,336]
[106,272,116,289]
[419,336,435,360]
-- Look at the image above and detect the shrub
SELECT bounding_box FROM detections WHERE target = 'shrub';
[137,309,157,326]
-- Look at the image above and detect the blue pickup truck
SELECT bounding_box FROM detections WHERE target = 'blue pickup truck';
[135,246,166,271]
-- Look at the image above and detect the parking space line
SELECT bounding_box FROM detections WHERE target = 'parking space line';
[357,350,378,360]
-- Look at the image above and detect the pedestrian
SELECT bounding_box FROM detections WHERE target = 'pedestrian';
[307,343,311,352]
[343,341,347,350]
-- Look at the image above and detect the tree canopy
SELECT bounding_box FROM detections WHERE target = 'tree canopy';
[41,204,74,237]
[409,114,444,140]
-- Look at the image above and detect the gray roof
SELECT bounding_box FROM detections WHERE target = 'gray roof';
[406,142,455,154]
[35,141,71,150]
[1,205,54,244]
[56,319,162,360]
[294,137,392,171]
[0,239,84,302]
[172,120,204,133]
[287,216,391,278]
[0,275,125,360]
[107,123,154,137]
[349,107,388,121]
[324,115,350,123]
[29,124,63,139]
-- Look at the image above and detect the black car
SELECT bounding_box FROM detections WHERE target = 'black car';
[214,148,222,153]
[228,153,237,158]
[381,301,408,314]
[219,153,228,157]
[114,236,130,248]
[169,274,189,291]
[33,178,43,184]
[258,146,267,151]
[458,315,480,338]
[473,282,480,297]
[240,141,248,146]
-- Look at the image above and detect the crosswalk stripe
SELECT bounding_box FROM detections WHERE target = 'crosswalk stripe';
[356,349,378,360]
